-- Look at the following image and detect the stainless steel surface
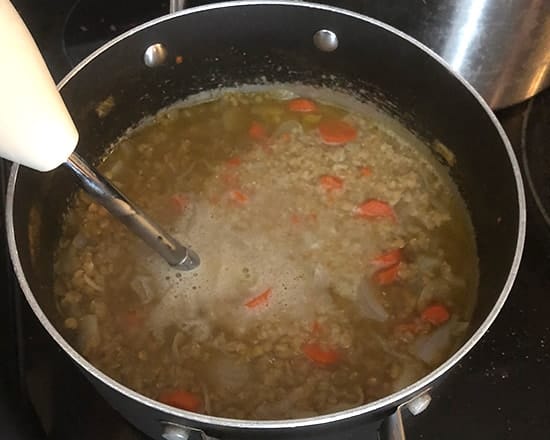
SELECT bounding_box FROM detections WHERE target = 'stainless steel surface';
[65,153,199,270]
[170,0,188,13]
[405,394,432,416]
[162,423,217,440]
[5,2,526,439]
[378,408,405,440]
[312,29,339,52]
[162,425,190,440]
[144,43,168,67]
[341,0,550,109]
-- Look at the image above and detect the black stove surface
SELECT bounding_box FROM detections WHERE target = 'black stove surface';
[2,1,550,439]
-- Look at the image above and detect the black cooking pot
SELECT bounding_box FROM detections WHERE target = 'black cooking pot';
[6,2,525,439]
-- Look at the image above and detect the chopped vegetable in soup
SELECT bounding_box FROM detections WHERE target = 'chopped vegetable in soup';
[54,87,478,420]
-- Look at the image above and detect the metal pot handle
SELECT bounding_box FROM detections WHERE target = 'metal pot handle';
[170,0,187,13]
[161,422,219,440]
[378,393,433,440]
[378,407,406,440]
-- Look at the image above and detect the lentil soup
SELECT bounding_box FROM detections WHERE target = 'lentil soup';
[54,87,478,420]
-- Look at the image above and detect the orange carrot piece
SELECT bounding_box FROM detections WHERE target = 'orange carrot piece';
[354,199,396,221]
[319,119,357,145]
[229,190,249,204]
[226,157,241,167]
[302,343,341,366]
[158,389,202,412]
[319,175,344,191]
[170,193,189,214]
[371,248,402,268]
[175,55,184,64]
[359,166,372,177]
[372,263,400,285]
[245,288,272,308]
[288,98,317,113]
[290,214,302,224]
[421,304,450,326]
[248,121,267,140]
[122,309,144,330]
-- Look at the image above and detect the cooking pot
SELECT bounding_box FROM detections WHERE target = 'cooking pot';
[326,0,550,110]
[6,2,526,439]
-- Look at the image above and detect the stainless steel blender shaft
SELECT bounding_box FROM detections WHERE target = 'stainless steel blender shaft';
[65,152,199,271]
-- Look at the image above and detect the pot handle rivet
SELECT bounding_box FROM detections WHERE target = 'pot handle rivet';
[406,393,432,416]
[144,43,168,67]
[313,29,338,52]
[162,424,191,440]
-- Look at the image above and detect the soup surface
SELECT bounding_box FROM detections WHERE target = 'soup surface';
[54,87,478,419]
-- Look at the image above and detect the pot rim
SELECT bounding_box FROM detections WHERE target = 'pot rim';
[6,0,526,430]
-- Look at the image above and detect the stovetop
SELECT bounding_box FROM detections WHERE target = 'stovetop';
[1,1,549,439]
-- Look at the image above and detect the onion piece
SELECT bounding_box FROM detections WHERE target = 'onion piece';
[270,89,299,100]
[171,332,186,359]
[180,319,211,343]
[201,383,211,415]
[416,255,439,274]
[411,321,452,365]
[271,120,303,139]
[83,274,103,292]
[207,354,250,390]
[416,285,436,311]
[179,160,197,179]
[313,264,330,290]
[356,276,389,322]
[130,276,156,304]
[78,314,100,353]
[392,360,427,391]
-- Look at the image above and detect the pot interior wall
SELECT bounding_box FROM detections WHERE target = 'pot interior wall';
[12,3,519,387]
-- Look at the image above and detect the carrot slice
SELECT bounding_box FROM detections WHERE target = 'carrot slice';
[302,343,341,366]
[229,190,249,204]
[319,175,344,191]
[288,98,317,113]
[359,166,372,177]
[226,157,241,167]
[371,248,402,268]
[120,309,144,331]
[175,55,184,64]
[372,263,400,285]
[319,119,357,145]
[245,288,272,308]
[354,199,396,221]
[170,193,189,214]
[421,304,450,326]
[158,389,202,412]
[248,121,267,140]
[290,213,302,224]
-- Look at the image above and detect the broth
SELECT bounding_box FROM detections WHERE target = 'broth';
[54,87,478,419]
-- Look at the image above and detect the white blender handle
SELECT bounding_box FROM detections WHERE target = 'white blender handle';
[0,0,78,172]
[1,0,200,270]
